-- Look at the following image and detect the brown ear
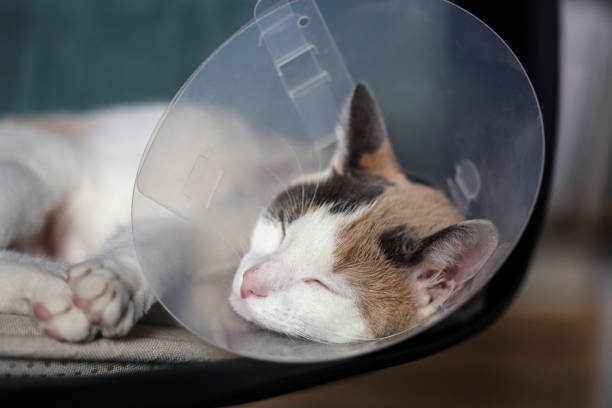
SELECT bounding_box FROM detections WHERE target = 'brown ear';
[409,220,498,309]
[334,82,400,178]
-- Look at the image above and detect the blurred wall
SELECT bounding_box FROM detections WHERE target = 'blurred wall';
[550,0,612,228]
[0,0,252,115]
[4,0,607,228]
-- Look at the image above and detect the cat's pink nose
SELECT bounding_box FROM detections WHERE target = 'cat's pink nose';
[240,266,269,299]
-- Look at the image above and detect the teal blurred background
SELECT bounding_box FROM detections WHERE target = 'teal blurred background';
[0,0,252,115]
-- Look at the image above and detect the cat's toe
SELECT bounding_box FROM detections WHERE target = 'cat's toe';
[90,278,131,329]
[68,262,135,338]
[33,280,94,342]
[44,327,64,341]
[44,306,94,342]
[73,274,110,310]
[101,302,135,338]
[34,303,55,321]
[66,262,94,284]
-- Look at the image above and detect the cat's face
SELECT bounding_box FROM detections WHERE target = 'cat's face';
[229,83,498,343]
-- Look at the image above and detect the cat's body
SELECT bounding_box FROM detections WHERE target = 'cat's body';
[0,104,165,340]
[0,84,497,344]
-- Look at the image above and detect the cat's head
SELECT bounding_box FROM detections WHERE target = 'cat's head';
[229,83,498,343]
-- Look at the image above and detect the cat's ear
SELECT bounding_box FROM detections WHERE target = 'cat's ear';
[409,220,498,310]
[333,82,401,178]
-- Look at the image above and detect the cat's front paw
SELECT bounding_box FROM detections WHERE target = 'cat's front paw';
[32,279,95,342]
[67,261,137,338]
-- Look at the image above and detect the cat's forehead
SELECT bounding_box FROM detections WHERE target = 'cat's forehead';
[265,169,391,225]
[339,182,464,256]
[266,165,461,232]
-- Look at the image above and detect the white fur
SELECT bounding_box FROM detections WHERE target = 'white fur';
[0,104,164,341]
[54,105,166,263]
[0,125,78,249]
[230,205,373,343]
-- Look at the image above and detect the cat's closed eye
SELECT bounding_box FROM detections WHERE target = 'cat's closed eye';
[303,278,332,292]
[280,219,286,242]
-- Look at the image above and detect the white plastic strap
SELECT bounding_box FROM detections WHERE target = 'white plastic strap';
[254,0,354,150]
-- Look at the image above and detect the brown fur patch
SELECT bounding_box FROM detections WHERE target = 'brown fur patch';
[333,173,463,337]
[358,138,401,180]
[7,114,90,142]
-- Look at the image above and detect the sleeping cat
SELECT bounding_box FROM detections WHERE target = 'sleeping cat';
[0,83,497,344]
[229,84,498,342]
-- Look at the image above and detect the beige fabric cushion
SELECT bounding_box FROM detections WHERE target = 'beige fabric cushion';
[0,308,236,377]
